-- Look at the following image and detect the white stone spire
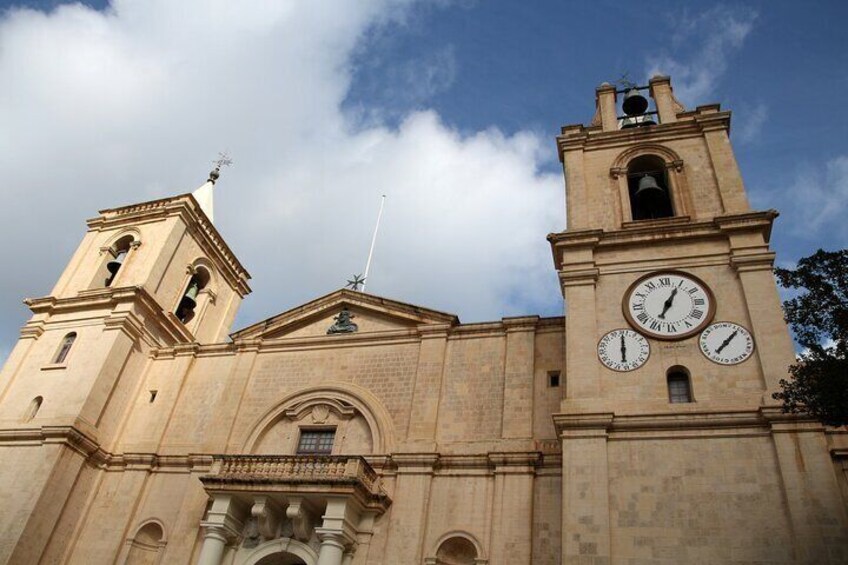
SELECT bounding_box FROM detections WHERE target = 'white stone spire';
[192,152,232,224]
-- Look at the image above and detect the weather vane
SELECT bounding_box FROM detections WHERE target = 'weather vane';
[346,274,366,291]
[208,151,233,182]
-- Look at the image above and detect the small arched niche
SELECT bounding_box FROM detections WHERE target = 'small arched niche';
[426,532,487,565]
[627,155,674,220]
[125,520,165,565]
[24,396,42,422]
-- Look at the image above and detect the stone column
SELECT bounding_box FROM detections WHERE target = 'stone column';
[197,494,243,565]
[197,527,229,565]
[648,75,678,124]
[596,83,618,132]
[316,532,346,565]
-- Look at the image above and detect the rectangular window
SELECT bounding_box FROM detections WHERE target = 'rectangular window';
[548,371,561,387]
[297,429,335,454]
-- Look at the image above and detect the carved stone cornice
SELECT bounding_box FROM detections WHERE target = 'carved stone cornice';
[556,108,732,159]
[90,194,251,297]
[24,285,193,346]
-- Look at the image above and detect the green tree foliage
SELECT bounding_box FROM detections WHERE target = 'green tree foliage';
[772,249,848,426]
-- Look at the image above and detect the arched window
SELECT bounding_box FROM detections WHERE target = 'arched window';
[667,367,693,403]
[126,521,165,565]
[53,332,77,364]
[24,396,42,422]
[103,234,136,287]
[627,155,674,220]
[175,267,211,324]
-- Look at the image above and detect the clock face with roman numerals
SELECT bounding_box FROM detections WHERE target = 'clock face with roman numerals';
[623,271,715,340]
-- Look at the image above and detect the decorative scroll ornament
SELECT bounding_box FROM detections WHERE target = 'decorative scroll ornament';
[327,307,358,334]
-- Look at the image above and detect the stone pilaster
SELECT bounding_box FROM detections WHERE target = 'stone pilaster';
[383,454,438,564]
[488,453,539,565]
[501,317,538,439]
[554,413,612,565]
[407,325,450,447]
[765,409,848,563]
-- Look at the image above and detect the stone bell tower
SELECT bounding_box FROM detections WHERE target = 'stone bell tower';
[548,76,848,563]
[0,166,250,564]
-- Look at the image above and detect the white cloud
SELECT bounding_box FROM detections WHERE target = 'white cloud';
[646,6,758,106]
[0,0,563,351]
[734,102,768,143]
[780,156,848,240]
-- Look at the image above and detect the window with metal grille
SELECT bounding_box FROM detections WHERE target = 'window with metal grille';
[667,371,692,403]
[296,429,335,454]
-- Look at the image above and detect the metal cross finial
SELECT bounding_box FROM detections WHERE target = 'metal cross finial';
[346,274,366,291]
[213,151,233,170]
[208,151,233,183]
[616,72,637,90]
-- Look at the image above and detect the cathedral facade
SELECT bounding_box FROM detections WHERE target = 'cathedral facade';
[1,76,847,565]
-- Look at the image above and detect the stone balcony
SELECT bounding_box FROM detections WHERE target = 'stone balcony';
[197,455,391,565]
[201,454,390,513]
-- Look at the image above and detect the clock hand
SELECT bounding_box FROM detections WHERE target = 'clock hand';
[714,330,739,354]
[657,288,678,319]
[620,334,627,363]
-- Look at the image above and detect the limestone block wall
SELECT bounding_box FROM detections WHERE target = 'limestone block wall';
[29,317,564,564]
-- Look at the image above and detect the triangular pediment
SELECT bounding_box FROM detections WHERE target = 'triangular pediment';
[230,289,459,341]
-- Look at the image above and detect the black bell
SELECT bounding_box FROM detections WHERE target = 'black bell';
[106,259,122,275]
[634,175,665,201]
[622,88,649,116]
[179,281,200,312]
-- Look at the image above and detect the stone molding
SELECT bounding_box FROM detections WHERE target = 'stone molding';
[556,107,732,160]
[24,285,193,346]
[90,193,251,296]
[554,408,830,441]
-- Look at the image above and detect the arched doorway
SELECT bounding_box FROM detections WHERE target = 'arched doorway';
[255,553,306,565]
[240,538,317,565]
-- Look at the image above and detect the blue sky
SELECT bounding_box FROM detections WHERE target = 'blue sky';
[0,0,845,358]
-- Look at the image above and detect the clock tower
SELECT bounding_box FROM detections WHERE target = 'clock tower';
[549,76,848,563]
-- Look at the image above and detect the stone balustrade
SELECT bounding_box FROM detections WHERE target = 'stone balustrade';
[203,454,382,498]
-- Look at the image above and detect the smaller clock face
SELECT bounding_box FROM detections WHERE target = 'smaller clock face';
[624,271,714,340]
[699,322,755,365]
[598,329,650,372]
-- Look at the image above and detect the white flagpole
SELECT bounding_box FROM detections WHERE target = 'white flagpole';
[361,195,386,293]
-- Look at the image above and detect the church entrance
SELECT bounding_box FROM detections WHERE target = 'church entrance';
[254,552,306,565]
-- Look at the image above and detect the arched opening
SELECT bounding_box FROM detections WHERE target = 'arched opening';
[175,266,211,324]
[125,521,165,565]
[24,396,42,422]
[435,536,479,565]
[667,366,693,403]
[627,155,674,220]
[255,553,307,565]
[105,235,136,286]
[52,332,77,364]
